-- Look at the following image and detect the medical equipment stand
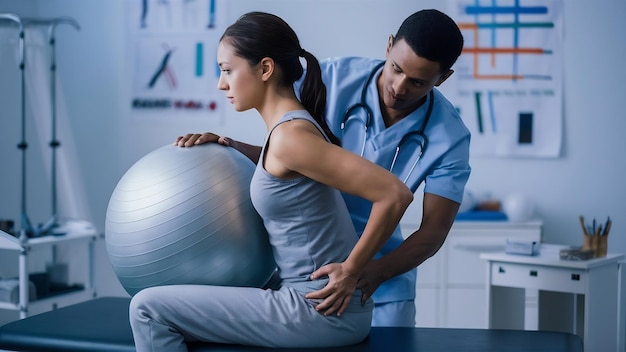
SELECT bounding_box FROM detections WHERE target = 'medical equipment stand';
[0,14,35,240]
[1,14,81,238]
[1,13,95,321]
[36,17,81,236]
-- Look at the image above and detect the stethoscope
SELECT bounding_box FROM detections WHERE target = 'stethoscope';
[340,61,434,185]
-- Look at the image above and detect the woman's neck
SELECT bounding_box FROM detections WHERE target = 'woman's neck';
[258,89,304,130]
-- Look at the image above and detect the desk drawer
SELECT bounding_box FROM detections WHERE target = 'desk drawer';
[491,262,587,294]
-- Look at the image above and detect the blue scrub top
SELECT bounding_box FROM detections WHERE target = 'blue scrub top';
[300,57,471,303]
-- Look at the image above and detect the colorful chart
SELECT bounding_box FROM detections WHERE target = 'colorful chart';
[447,0,563,158]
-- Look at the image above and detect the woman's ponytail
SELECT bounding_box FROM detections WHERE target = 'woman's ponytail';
[299,50,340,146]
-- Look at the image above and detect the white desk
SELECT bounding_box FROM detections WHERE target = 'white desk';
[481,245,624,352]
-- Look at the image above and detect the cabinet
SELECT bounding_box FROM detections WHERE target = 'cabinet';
[401,219,543,328]
[482,247,624,352]
[0,220,98,319]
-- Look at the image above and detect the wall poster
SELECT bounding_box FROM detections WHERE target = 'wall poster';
[447,0,563,158]
[127,0,226,122]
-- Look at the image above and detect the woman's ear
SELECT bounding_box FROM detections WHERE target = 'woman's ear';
[260,57,274,81]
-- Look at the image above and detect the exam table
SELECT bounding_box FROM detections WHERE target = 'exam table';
[0,297,582,352]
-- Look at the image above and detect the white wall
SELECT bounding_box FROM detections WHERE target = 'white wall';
[1,0,625,318]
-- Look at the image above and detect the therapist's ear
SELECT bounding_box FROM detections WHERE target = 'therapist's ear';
[386,35,394,56]
[434,69,454,86]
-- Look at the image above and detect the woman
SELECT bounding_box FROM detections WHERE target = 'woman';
[130,12,413,351]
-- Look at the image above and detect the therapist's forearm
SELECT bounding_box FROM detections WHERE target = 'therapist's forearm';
[377,193,460,279]
[377,225,448,280]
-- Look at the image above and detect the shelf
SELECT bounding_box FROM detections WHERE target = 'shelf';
[0,220,97,251]
[450,218,544,230]
[0,301,18,311]
[481,244,624,270]
[0,220,98,319]
[0,230,20,251]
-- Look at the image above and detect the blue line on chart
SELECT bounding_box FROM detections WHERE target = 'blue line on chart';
[513,0,520,79]
[196,42,203,77]
[207,0,216,29]
[474,91,484,134]
[465,5,548,15]
[487,90,496,133]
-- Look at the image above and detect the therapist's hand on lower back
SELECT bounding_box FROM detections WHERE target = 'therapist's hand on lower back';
[356,259,387,304]
[305,263,358,317]
[174,132,232,147]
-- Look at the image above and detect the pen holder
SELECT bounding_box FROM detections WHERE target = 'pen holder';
[582,234,607,258]
[596,235,608,257]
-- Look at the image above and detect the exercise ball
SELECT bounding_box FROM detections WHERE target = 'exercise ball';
[105,143,276,296]
[502,192,534,222]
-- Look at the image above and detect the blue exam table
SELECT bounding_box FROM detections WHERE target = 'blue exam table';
[0,297,582,352]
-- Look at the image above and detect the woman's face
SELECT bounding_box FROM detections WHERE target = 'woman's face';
[216,39,264,112]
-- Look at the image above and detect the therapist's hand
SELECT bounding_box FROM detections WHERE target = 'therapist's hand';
[356,259,387,304]
[174,132,233,147]
[305,263,358,317]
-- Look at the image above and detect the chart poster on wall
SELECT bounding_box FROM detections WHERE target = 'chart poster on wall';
[127,0,226,123]
[446,0,563,158]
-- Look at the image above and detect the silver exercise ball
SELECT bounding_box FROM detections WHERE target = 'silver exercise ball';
[105,143,276,296]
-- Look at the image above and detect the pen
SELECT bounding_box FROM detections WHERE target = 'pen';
[592,218,596,235]
[603,217,612,236]
[579,215,588,235]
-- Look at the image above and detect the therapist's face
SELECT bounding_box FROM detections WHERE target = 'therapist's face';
[216,39,265,112]
[380,37,452,114]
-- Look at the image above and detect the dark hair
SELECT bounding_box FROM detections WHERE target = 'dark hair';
[394,9,464,73]
[221,12,340,146]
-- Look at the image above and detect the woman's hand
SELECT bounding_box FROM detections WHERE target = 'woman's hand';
[304,263,359,317]
[174,132,232,147]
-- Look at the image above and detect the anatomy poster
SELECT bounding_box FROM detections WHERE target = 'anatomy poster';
[446,0,563,158]
[127,0,226,121]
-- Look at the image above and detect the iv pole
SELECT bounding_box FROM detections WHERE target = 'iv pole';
[38,17,81,236]
[0,14,33,239]
[0,14,34,317]
[1,14,81,238]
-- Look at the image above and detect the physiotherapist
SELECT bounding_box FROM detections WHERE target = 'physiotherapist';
[175,9,471,327]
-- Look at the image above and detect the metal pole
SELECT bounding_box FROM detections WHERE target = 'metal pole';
[40,17,81,235]
[0,13,33,237]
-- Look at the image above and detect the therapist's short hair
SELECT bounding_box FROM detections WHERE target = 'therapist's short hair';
[394,9,464,73]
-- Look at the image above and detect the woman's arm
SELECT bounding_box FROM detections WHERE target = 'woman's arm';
[267,120,414,317]
[174,132,262,164]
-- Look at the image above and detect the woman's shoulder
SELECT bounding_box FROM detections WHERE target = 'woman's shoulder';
[271,111,319,139]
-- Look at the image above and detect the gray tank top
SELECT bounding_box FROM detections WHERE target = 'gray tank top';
[250,110,359,288]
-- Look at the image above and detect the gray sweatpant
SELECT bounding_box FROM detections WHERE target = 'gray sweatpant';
[129,283,373,351]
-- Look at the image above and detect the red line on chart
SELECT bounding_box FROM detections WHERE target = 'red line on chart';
[463,47,546,54]
[457,22,552,80]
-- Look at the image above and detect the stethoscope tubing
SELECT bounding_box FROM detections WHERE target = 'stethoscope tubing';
[341,61,434,187]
